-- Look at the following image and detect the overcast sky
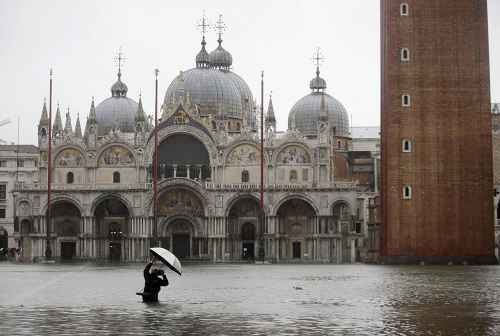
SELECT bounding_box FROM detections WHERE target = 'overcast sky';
[1,0,499,145]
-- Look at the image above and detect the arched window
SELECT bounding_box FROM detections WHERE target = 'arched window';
[211,121,217,130]
[402,94,411,107]
[241,170,249,183]
[290,170,298,183]
[401,48,410,62]
[40,128,47,137]
[403,185,412,200]
[337,140,342,150]
[402,139,412,152]
[113,171,120,183]
[66,172,74,184]
[400,3,409,16]
[236,122,241,131]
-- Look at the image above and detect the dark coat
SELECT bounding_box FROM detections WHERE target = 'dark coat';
[142,262,169,302]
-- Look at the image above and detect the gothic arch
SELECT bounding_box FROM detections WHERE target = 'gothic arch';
[143,126,217,166]
[224,193,261,217]
[90,193,134,218]
[272,194,319,217]
[274,142,313,166]
[224,141,269,166]
[96,143,137,167]
[53,145,86,167]
[42,195,84,216]
[161,214,200,237]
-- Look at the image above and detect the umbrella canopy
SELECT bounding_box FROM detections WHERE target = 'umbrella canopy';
[150,247,182,276]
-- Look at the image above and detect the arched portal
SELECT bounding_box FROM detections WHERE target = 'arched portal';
[49,201,82,260]
[161,218,193,259]
[0,228,8,254]
[227,197,261,260]
[158,188,205,259]
[156,134,211,181]
[276,198,316,260]
[94,197,130,261]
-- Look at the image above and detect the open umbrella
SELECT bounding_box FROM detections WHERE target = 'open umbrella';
[150,247,182,276]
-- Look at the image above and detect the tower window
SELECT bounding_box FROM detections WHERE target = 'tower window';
[241,170,249,183]
[403,186,412,200]
[113,171,120,183]
[401,48,410,62]
[402,94,411,107]
[400,3,409,16]
[66,172,74,184]
[402,139,412,153]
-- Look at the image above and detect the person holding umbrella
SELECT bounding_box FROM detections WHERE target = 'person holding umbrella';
[142,256,169,303]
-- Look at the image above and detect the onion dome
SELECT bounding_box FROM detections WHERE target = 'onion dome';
[111,71,128,97]
[310,67,327,91]
[288,67,349,138]
[95,71,138,136]
[196,36,210,68]
[209,37,232,70]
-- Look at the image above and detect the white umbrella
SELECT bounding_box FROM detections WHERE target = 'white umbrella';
[150,247,182,276]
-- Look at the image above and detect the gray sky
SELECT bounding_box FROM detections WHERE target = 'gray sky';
[1,0,499,145]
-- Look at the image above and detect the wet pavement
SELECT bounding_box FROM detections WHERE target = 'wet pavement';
[1,263,499,335]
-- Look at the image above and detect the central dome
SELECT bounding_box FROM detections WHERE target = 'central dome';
[164,68,243,119]
[164,37,255,125]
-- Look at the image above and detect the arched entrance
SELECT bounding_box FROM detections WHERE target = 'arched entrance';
[241,222,256,259]
[162,218,193,259]
[50,201,81,260]
[156,134,211,181]
[227,197,261,260]
[94,197,130,261]
[158,187,204,259]
[0,228,7,255]
[276,198,316,260]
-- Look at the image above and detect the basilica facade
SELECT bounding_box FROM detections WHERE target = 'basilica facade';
[12,32,377,263]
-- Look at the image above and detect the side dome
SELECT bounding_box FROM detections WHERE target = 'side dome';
[164,68,243,120]
[288,92,349,137]
[95,72,138,136]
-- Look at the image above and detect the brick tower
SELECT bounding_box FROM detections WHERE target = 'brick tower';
[381,0,497,264]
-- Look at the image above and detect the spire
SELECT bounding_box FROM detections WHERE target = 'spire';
[135,94,146,122]
[64,108,73,134]
[74,113,82,138]
[88,96,97,123]
[53,103,63,135]
[265,93,276,123]
[39,98,48,125]
[196,12,210,68]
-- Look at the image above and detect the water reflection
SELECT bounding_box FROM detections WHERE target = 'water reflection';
[1,264,500,335]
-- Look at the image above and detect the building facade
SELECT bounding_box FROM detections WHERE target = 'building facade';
[381,0,496,264]
[13,30,380,263]
[0,145,39,254]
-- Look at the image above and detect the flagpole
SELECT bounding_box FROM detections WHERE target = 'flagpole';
[153,69,159,248]
[45,68,53,259]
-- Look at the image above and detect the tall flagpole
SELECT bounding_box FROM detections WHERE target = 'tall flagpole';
[45,68,53,259]
[259,71,265,261]
[153,69,159,247]
[260,71,264,210]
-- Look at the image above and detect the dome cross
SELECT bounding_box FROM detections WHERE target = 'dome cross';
[214,14,226,44]
[114,46,127,78]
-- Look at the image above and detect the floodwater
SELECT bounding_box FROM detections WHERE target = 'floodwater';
[1,263,500,336]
